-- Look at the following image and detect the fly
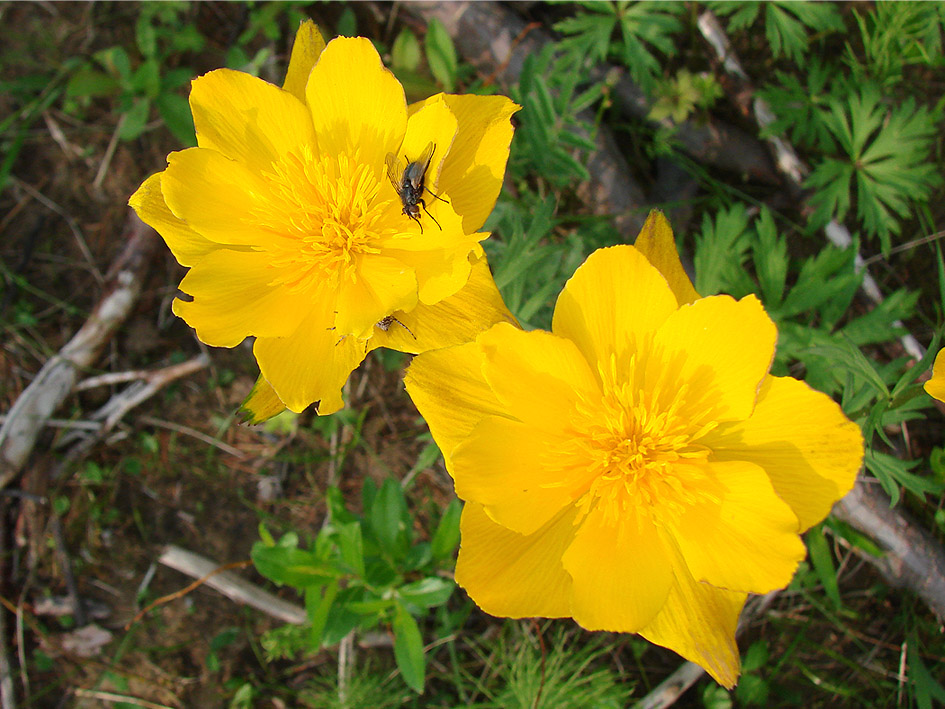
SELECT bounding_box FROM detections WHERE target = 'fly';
[386,141,449,234]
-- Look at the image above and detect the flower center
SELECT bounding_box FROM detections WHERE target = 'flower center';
[570,355,718,529]
[251,146,402,294]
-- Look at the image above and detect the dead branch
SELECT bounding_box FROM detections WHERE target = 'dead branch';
[157,545,306,626]
[0,213,158,491]
[833,481,945,622]
[55,355,211,461]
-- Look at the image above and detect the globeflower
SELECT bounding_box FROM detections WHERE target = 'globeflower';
[404,212,863,687]
[130,21,518,417]
[924,348,945,402]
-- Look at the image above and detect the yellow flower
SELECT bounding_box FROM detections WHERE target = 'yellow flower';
[130,22,518,417]
[924,348,945,402]
[404,212,863,687]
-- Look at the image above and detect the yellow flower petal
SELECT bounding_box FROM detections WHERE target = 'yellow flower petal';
[128,173,217,267]
[552,245,678,380]
[282,20,326,102]
[241,375,286,424]
[172,249,309,347]
[650,295,775,423]
[707,376,863,531]
[254,307,369,414]
[452,417,581,535]
[371,253,517,354]
[190,69,316,174]
[404,342,507,460]
[924,347,945,403]
[161,148,270,246]
[672,460,805,593]
[640,548,745,689]
[386,234,483,305]
[633,210,700,306]
[563,505,674,632]
[477,323,601,431]
[306,37,406,169]
[455,502,574,619]
[411,93,520,234]
[334,255,417,339]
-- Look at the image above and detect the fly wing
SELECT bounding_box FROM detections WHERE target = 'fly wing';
[385,152,404,191]
[414,141,435,173]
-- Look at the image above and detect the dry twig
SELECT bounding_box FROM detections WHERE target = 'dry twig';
[156,545,306,625]
[0,213,157,491]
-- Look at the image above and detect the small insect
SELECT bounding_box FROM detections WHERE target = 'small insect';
[375,315,415,339]
[330,316,416,348]
[386,141,449,234]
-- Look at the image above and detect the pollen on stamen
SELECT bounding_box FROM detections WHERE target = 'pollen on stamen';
[249,148,398,293]
[570,374,715,529]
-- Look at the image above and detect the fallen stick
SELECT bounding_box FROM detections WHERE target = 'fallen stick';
[0,213,157,490]
[833,481,945,622]
[55,355,211,460]
[156,545,306,626]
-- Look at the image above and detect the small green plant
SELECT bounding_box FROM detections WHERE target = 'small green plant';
[509,45,602,189]
[711,1,844,64]
[555,1,683,93]
[252,479,461,693]
[647,69,723,124]
[805,86,941,251]
[63,3,204,144]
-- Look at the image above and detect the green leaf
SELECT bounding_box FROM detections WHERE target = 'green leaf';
[336,6,357,37]
[135,15,158,58]
[119,97,151,141]
[369,478,409,558]
[155,92,196,146]
[751,208,787,307]
[431,498,461,560]
[398,577,454,609]
[909,635,945,709]
[65,66,120,99]
[424,18,457,91]
[304,581,339,649]
[335,521,365,577]
[251,542,338,588]
[392,602,425,692]
[805,525,842,609]
[95,46,132,82]
[392,28,421,72]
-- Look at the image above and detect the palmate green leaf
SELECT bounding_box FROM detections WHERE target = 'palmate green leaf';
[692,205,754,297]
[865,449,944,506]
[751,208,787,308]
[757,61,839,152]
[764,2,844,63]
[839,288,917,346]
[806,88,941,250]
[714,1,844,64]
[554,2,618,65]
[617,2,683,93]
